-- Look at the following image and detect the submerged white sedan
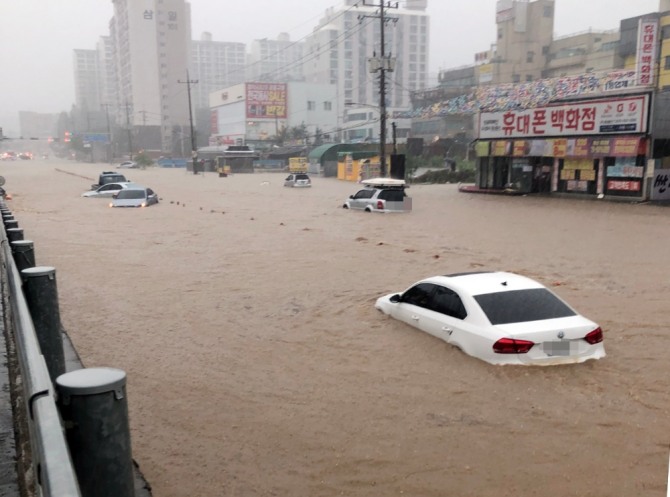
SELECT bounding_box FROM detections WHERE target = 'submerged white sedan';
[375,271,605,366]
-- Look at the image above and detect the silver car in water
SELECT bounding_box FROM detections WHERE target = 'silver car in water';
[284,173,311,187]
[343,178,411,213]
[110,187,159,208]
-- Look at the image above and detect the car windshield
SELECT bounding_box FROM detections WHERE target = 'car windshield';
[116,189,146,200]
[102,175,125,184]
[473,288,576,325]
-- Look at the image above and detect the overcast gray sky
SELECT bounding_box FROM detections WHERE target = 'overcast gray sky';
[0,0,661,135]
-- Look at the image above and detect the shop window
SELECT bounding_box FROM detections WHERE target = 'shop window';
[513,74,521,83]
[665,56,670,70]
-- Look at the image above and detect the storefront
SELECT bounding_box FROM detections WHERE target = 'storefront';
[474,93,652,199]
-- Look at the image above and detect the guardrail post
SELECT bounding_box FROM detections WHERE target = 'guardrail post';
[4,218,18,230]
[21,266,66,381]
[56,368,136,497]
[11,240,35,272]
[6,227,23,242]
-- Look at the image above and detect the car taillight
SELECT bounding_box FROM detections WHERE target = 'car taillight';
[584,327,603,344]
[493,338,535,354]
[376,200,384,209]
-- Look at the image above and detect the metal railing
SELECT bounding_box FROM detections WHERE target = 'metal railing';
[1,222,81,496]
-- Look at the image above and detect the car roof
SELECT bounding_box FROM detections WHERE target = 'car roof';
[104,182,140,187]
[420,271,545,296]
[362,177,406,187]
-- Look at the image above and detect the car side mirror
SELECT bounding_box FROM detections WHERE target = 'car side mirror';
[112,193,118,199]
[390,294,401,303]
[349,195,354,199]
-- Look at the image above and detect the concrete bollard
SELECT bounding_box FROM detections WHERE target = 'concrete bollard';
[6,227,23,243]
[21,266,65,381]
[4,219,18,230]
[56,368,136,497]
[11,240,35,272]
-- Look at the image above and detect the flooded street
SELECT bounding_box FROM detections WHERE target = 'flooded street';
[4,158,670,497]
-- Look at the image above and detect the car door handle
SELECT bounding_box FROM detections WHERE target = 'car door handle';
[442,327,453,335]
[411,315,420,321]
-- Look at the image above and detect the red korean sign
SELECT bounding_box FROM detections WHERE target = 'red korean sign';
[478,94,650,139]
[607,180,641,192]
[636,19,659,87]
[245,83,287,119]
[210,110,218,135]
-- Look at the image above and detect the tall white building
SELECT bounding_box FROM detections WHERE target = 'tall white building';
[73,49,102,114]
[111,0,192,153]
[97,36,117,117]
[303,0,429,140]
[191,32,247,111]
[247,33,305,82]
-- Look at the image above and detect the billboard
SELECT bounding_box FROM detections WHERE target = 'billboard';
[636,18,659,87]
[478,94,650,139]
[245,82,287,119]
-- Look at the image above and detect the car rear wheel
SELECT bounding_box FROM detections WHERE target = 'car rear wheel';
[343,204,349,209]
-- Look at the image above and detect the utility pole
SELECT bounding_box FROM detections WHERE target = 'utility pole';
[178,70,199,174]
[359,1,398,178]
[124,100,133,161]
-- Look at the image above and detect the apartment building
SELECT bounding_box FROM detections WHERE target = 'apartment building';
[247,33,305,83]
[73,49,102,113]
[110,0,192,153]
[303,0,430,141]
[191,32,247,110]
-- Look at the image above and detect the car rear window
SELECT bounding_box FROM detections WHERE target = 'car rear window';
[117,189,145,199]
[101,175,126,184]
[296,174,309,180]
[378,189,405,202]
[473,288,576,325]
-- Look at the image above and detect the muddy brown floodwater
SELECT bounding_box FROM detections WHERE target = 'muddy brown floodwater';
[4,159,670,496]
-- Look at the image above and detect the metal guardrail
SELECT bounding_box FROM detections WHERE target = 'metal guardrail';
[1,223,81,496]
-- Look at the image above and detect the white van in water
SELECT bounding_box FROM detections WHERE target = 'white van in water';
[342,178,412,213]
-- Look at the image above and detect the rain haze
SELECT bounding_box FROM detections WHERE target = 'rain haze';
[0,0,661,135]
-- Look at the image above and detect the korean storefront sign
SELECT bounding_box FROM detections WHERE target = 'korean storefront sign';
[478,95,650,139]
[245,83,287,119]
[651,169,670,200]
[636,19,659,87]
[474,141,490,157]
[607,180,641,192]
[492,141,511,156]
[479,136,645,158]
[607,157,644,178]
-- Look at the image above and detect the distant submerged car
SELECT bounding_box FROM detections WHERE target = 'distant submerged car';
[284,173,311,188]
[375,271,605,366]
